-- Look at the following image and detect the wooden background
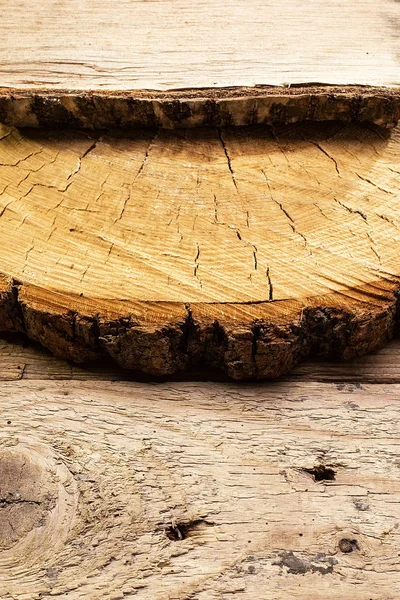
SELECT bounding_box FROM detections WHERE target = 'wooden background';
[0,333,399,598]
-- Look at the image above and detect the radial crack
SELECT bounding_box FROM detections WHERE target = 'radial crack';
[308,140,341,176]
[252,244,258,270]
[314,202,333,222]
[114,184,130,224]
[213,194,219,223]
[0,130,13,143]
[266,266,273,300]
[334,197,367,221]
[105,242,114,264]
[194,242,202,288]
[0,148,43,168]
[377,213,397,227]
[261,169,311,254]
[65,135,102,184]
[355,173,394,195]
[366,232,381,263]
[80,263,91,282]
[134,130,159,181]
[217,128,238,190]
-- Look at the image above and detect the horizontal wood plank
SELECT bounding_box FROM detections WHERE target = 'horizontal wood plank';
[1,333,400,383]
[0,1,399,127]
[1,376,400,598]
[2,0,400,91]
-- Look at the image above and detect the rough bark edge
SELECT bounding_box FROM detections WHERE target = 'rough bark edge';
[0,276,398,380]
[0,86,399,129]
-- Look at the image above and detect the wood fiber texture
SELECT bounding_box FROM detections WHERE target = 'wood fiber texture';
[0,0,400,127]
[3,0,400,90]
[0,121,400,377]
[0,335,399,599]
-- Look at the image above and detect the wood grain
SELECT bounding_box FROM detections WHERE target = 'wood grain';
[1,121,400,377]
[0,0,400,127]
[1,375,400,598]
[3,0,400,90]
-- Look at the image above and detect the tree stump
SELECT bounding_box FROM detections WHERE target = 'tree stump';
[0,121,399,377]
[1,0,400,377]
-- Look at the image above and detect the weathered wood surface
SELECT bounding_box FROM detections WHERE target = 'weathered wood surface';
[0,337,400,599]
[1,121,400,378]
[4,0,400,91]
[0,0,400,127]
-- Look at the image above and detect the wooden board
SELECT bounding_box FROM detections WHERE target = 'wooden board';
[1,336,400,599]
[0,0,400,127]
[1,120,400,378]
[3,0,400,91]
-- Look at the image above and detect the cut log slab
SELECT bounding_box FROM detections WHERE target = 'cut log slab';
[0,0,400,127]
[0,121,400,377]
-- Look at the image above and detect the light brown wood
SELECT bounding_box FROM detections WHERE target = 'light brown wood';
[1,333,400,597]
[1,121,400,377]
[3,0,400,91]
[1,373,400,599]
[0,0,400,127]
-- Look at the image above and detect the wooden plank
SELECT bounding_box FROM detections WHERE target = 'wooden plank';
[0,0,399,127]
[1,376,400,598]
[1,121,400,378]
[292,338,400,383]
[2,0,400,90]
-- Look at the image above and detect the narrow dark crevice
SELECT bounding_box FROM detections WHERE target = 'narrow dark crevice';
[180,303,194,356]
[165,519,214,541]
[251,324,262,378]
[266,267,273,301]
[217,127,238,190]
[10,278,26,333]
[0,498,41,506]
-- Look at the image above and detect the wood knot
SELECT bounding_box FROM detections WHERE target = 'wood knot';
[338,538,359,553]
[0,443,77,557]
[0,448,54,550]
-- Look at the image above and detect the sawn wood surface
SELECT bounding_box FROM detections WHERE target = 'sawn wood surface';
[0,121,400,377]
